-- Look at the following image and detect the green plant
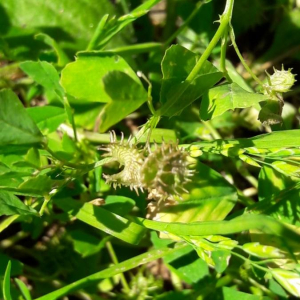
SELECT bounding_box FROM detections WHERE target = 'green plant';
[0,0,300,299]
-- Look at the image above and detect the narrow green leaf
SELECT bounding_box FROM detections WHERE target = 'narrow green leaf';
[2,261,12,300]
[222,287,262,300]
[0,89,43,148]
[191,130,300,150]
[95,0,161,49]
[55,198,147,245]
[16,175,53,197]
[0,190,37,216]
[35,242,188,300]
[135,214,300,249]
[200,83,268,121]
[15,278,32,300]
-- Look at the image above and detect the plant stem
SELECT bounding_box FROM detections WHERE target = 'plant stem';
[106,241,130,293]
[156,0,235,117]
[220,26,232,82]
[164,1,203,47]
[231,251,270,273]
[186,0,234,82]
[229,27,264,86]
[39,195,51,216]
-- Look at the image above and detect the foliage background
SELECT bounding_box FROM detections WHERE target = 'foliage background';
[0,0,300,299]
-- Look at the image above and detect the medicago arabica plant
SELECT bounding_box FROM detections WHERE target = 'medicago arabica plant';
[0,0,300,299]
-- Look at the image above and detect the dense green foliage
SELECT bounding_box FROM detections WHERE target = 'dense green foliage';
[0,0,300,299]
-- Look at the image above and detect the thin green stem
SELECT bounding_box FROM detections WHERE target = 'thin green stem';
[164,1,203,47]
[157,0,234,117]
[106,241,130,293]
[138,71,156,115]
[39,195,51,216]
[229,27,264,86]
[186,0,234,82]
[220,27,232,82]
[106,243,130,292]
[231,251,270,273]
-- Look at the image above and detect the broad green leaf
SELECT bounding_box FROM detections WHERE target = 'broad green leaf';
[222,287,262,300]
[158,45,223,117]
[20,61,64,97]
[200,83,267,121]
[257,165,300,226]
[0,190,37,216]
[35,242,188,300]
[258,99,283,125]
[2,261,12,300]
[15,279,32,300]
[164,245,209,284]
[35,33,69,67]
[0,89,43,148]
[0,0,117,51]
[99,71,148,131]
[60,54,139,104]
[154,162,237,227]
[15,175,53,197]
[55,198,146,245]
[27,106,67,134]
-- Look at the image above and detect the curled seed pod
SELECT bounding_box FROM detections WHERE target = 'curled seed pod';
[141,142,194,201]
[101,131,144,194]
[266,66,296,93]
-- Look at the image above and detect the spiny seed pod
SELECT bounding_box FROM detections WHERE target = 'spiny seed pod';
[267,66,296,93]
[142,142,194,201]
[100,132,194,201]
[100,131,144,194]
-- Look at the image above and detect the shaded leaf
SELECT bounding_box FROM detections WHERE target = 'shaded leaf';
[0,190,37,216]
[60,54,139,104]
[55,198,147,245]
[27,106,67,134]
[158,45,223,116]
[99,71,148,131]
[0,89,43,148]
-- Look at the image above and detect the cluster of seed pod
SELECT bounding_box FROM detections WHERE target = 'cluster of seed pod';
[100,131,194,201]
